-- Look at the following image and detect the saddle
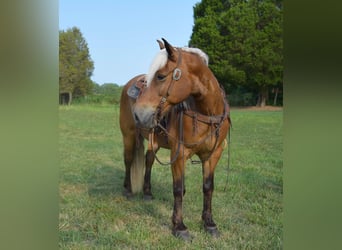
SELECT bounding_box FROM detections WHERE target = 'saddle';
[127,75,147,99]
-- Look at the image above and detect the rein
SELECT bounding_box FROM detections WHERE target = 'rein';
[151,110,184,166]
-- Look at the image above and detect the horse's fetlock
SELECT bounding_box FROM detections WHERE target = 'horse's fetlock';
[173,186,184,197]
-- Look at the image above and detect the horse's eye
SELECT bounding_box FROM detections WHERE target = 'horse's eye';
[156,74,166,82]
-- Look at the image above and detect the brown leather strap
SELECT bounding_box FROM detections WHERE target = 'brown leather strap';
[184,110,225,124]
[183,101,230,125]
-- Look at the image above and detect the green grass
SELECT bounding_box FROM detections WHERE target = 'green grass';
[59,104,283,249]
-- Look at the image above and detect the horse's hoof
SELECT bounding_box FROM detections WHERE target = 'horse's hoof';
[143,194,153,201]
[172,229,193,242]
[205,226,220,238]
[122,189,134,199]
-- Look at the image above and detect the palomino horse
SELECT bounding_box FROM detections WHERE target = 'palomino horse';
[119,38,231,240]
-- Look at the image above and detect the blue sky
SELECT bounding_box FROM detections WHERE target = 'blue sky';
[59,0,199,86]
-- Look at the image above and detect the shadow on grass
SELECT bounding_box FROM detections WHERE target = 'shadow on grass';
[87,165,124,197]
[86,164,174,230]
[86,164,173,202]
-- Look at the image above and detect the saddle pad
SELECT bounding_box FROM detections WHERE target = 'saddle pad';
[127,84,141,99]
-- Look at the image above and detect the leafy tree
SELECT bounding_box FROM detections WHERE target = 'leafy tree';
[89,83,123,104]
[59,27,94,101]
[190,0,283,106]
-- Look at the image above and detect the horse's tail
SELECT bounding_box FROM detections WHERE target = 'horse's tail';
[130,137,145,194]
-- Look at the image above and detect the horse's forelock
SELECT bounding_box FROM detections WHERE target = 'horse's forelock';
[146,49,168,87]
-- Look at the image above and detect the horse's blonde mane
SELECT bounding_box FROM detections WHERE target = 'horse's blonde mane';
[180,47,209,66]
[146,47,209,87]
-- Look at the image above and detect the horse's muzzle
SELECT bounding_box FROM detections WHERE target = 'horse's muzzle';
[133,106,156,129]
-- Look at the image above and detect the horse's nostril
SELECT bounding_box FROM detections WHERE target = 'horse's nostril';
[134,113,140,123]
[133,108,155,128]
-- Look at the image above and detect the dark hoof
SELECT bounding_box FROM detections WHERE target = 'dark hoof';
[122,189,134,199]
[143,194,153,201]
[205,226,220,238]
[172,229,193,242]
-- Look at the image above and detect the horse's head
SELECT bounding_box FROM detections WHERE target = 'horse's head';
[133,38,209,129]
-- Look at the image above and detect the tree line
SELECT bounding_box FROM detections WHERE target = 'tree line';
[59,27,122,105]
[190,0,283,106]
[59,27,94,104]
[59,0,282,106]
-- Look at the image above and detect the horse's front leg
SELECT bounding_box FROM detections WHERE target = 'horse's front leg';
[171,147,191,241]
[201,148,223,237]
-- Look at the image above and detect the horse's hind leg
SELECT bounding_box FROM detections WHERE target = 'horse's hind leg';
[143,149,155,200]
[143,134,159,200]
[122,134,135,198]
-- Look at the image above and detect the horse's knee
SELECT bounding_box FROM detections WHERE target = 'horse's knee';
[124,150,134,168]
[173,183,186,197]
[203,184,212,195]
[203,176,214,194]
[124,159,132,169]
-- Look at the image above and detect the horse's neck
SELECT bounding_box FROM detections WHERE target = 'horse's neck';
[194,78,224,116]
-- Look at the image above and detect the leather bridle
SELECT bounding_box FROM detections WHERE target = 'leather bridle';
[155,49,182,125]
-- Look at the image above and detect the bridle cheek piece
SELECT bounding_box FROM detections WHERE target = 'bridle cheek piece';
[154,50,183,125]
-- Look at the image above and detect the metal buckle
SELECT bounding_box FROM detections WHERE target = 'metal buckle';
[172,68,182,81]
[160,97,167,104]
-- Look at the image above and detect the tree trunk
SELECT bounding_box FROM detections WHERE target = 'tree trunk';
[256,86,268,107]
[68,91,72,105]
[273,87,279,106]
[59,91,72,105]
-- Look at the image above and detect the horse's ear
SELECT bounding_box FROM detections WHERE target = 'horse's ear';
[157,39,165,50]
[162,38,176,61]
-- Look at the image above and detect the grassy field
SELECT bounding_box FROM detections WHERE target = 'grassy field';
[59,104,283,249]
